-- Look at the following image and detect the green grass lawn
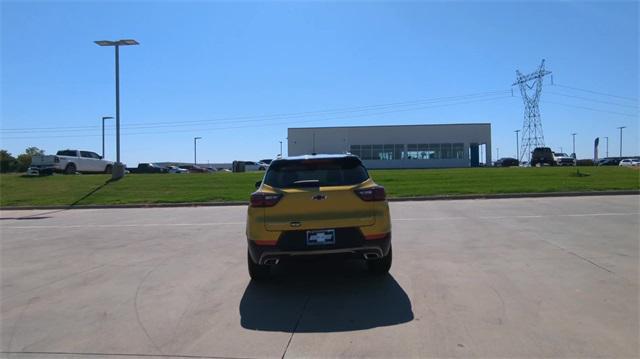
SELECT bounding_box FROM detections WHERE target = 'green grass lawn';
[1,167,638,207]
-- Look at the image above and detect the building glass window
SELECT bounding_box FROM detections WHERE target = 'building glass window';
[378,144,393,160]
[427,144,440,159]
[441,143,452,159]
[394,144,404,160]
[372,145,384,160]
[360,145,372,160]
[352,143,464,160]
[453,143,464,159]
[406,144,418,159]
[350,145,361,158]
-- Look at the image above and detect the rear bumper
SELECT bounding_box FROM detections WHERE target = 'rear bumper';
[248,231,391,265]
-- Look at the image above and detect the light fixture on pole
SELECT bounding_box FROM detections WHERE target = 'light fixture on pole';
[617,126,626,157]
[101,116,113,159]
[194,137,202,166]
[514,129,520,161]
[94,39,139,179]
[571,133,577,158]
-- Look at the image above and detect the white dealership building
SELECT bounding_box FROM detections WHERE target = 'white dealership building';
[287,123,492,169]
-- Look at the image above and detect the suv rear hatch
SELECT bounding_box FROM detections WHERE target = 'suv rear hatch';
[261,157,375,231]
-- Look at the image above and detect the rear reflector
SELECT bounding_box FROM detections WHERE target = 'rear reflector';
[250,192,282,207]
[355,186,386,201]
[254,240,278,246]
[365,233,390,241]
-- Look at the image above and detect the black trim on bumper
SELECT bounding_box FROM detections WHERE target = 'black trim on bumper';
[248,230,391,265]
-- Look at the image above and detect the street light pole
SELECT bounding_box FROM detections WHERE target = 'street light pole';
[101,116,114,158]
[194,137,202,166]
[617,126,626,157]
[497,147,499,159]
[95,39,139,179]
[571,133,577,158]
[604,137,609,158]
[515,130,520,161]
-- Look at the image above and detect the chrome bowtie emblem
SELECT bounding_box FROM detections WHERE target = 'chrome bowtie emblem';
[312,194,327,201]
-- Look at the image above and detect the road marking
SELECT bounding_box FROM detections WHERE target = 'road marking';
[393,212,639,221]
[0,222,244,229]
[1,212,637,229]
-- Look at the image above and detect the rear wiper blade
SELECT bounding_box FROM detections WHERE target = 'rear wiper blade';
[291,180,320,188]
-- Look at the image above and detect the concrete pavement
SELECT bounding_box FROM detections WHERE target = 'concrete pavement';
[1,196,638,358]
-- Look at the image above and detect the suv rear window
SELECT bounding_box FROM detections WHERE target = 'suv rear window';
[264,157,369,188]
[56,150,77,156]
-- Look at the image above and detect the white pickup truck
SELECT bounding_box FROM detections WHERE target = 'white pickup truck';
[29,150,114,175]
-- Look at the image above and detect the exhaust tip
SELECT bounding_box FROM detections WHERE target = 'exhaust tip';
[363,253,381,260]
[263,258,280,266]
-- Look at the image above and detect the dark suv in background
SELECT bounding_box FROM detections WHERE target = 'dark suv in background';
[531,147,555,166]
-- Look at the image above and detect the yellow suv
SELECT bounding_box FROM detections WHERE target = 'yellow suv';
[246,154,392,279]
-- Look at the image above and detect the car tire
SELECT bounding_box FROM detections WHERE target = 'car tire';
[104,165,113,174]
[248,250,270,280]
[64,163,76,175]
[367,246,392,275]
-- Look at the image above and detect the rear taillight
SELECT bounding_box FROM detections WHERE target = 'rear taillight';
[54,156,60,163]
[355,186,386,201]
[250,192,282,207]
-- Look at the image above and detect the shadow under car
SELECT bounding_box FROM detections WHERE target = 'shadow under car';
[239,257,413,333]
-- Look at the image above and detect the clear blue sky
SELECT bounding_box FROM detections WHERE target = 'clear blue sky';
[1,1,638,164]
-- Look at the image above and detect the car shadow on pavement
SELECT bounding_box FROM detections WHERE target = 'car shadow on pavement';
[239,257,414,333]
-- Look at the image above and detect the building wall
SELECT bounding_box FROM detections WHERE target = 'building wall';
[287,124,491,168]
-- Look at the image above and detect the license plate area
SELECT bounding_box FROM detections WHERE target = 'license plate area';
[306,229,336,246]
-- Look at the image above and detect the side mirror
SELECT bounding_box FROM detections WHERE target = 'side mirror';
[255,180,262,189]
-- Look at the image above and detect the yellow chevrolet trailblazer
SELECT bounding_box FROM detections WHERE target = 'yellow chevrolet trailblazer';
[245,154,392,279]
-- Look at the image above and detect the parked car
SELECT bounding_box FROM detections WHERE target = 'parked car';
[597,158,621,166]
[242,161,268,171]
[167,165,188,174]
[531,147,555,166]
[29,149,113,175]
[179,165,210,173]
[129,163,167,174]
[259,159,273,165]
[553,152,576,166]
[494,157,520,167]
[619,159,639,167]
[246,154,392,279]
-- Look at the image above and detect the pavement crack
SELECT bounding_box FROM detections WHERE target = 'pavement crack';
[281,294,311,359]
[6,296,37,353]
[566,250,614,274]
[134,262,166,355]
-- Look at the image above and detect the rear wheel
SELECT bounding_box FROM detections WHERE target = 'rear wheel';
[367,246,392,275]
[104,165,113,174]
[64,163,76,175]
[248,250,270,280]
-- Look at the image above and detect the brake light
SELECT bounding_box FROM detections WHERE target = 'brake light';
[355,186,386,201]
[250,192,282,207]
[54,156,60,163]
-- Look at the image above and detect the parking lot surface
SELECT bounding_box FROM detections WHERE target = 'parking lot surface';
[1,196,638,358]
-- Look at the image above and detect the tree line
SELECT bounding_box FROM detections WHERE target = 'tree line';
[0,147,45,173]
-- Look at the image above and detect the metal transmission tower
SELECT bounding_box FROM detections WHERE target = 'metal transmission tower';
[513,59,552,162]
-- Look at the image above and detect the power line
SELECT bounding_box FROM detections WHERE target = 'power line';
[1,90,510,133]
[1,95,513,139]
[540,99,638,118]
[553,83,637,102]
[546,91,638,109]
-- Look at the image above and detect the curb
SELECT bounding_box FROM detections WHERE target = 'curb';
[1,190,638,211]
